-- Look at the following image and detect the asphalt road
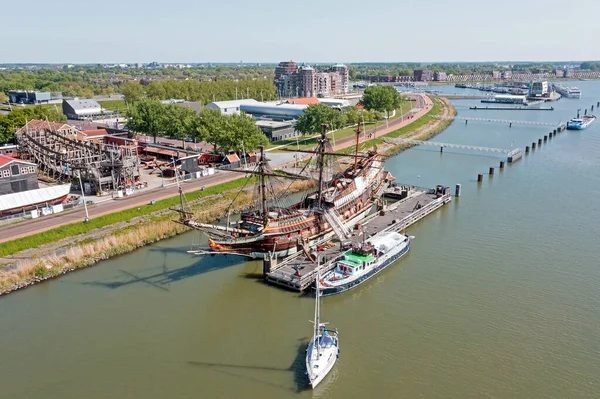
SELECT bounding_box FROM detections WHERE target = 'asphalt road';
[0,93,431,244]
[0,171,240,244]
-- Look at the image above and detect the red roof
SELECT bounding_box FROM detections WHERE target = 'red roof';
[83,129,108,137]
[22,119,70,131]
[286,97,319,105]
[0,154,35,168]
[225,154,240,163]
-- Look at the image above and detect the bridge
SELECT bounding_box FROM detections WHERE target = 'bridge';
[384,138,521,156]
[431,115,562,127]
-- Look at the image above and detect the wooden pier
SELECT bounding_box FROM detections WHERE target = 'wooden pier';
[264,186,452,291]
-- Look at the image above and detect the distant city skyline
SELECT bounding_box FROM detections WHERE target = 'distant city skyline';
[3,0,600,64]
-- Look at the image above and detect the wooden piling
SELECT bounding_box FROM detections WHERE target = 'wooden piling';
[525,146,530,153]
[489,167,494,175]
[477,173,483,182]
[532,142,536,149]
[499,160,505,168]
[544,135,548,141]
[538,138,542,145]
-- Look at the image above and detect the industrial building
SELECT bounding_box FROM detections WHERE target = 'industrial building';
[62,98,116,120]
[433,71,447,82]
[204,99,258,115]
[240,103,307,120]
[274,61,349,98]
[255,120,297,142]
[7,90,62,105]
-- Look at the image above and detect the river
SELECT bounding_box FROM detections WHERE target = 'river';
[1,81,600,398]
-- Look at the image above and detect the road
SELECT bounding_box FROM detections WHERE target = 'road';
[0,93,433,244]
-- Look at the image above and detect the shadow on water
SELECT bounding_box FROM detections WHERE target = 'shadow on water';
[82,248,246,291]
[188,343,311,393]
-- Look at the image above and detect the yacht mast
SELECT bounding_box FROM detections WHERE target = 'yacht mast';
[314,262,321,355]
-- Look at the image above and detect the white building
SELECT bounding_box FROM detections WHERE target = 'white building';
[62,98,104,120]
[204,99,258,115]
[530,81,549,96]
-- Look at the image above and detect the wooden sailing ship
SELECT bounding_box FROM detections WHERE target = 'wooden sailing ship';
[175,124,393,259]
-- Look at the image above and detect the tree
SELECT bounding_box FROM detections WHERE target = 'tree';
[360,86,401,117]
[120,81,144,104]
[0,92,8,104]
[295,103,346,135]
[126,98,166,143]
[343,106,360,125]
[0,106,66,144]
[162,104,197,148]
[190,110,267,153]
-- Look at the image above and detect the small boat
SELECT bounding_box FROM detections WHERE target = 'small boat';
[566,115,596,130]
[306,265,339,388]
[319,231,411,296]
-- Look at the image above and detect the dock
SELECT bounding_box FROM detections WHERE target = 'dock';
[470,106,554,111]
[264,186,452,291]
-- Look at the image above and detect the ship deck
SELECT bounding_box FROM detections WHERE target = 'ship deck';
[264,186,452,291]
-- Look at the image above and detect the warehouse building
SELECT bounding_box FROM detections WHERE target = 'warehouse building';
[204,99,258,116]
[8,90,62,105]
[62,98,116,120]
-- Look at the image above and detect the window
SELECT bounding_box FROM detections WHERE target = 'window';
[29,166,36,174]
[2,169,9,178]
[21,167,29,175]
[223,108,228,113]
[11,164,20,176]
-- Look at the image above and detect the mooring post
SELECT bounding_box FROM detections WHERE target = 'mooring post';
[499,160,505,169]
[538,138,542,145]
[477,173,483,183]
[532,142,536,149]
[525,146,530,153]
[440,146,444,153]
[489,167,494,175]
[509,122,512,128]
[455,184,461,197]
[544,135,548,141]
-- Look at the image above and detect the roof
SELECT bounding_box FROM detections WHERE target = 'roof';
[63,98,102,114]
[205,99,258,110]
[0,184,70,212]
[0,154,35,168]
[82,129,108,138]
[20,119,71,132]
[142,147,180,157]
[225,154,240,163]
[285,97,319,105]
[255,120,293,129]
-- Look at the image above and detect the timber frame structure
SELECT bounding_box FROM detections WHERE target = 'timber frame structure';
[15,120,140,194]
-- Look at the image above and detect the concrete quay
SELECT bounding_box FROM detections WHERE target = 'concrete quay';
[264,186,452,291]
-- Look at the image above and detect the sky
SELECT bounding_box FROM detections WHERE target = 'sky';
[2,0,600,64]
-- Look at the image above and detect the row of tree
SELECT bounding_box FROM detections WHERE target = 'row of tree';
[126,99,268,153]
[0,106,67,144]
[294,86,401,135]
[120,79,277,105]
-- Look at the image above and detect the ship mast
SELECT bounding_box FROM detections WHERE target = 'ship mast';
[317,124,327,209]
[259,145,268,223]
[354,121,362,175]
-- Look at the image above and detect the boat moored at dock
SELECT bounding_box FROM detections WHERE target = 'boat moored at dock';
[319,231,411,296]
[566,115,596,130]
[554,84,582,99]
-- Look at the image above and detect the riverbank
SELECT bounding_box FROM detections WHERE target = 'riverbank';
[0,95,455,296]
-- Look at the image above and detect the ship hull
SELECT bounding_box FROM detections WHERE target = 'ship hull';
[212,205,374,259]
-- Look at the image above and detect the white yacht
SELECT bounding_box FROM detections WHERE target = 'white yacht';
[305,267,339,388]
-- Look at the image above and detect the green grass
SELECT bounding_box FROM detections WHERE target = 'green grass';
[269,99,415,151]
[0,103,63,112]
[0,177,254,258]
[98,99,128,114]
[337,98,444,154]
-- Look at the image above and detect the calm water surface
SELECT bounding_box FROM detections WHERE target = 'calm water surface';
[2,82,600,398]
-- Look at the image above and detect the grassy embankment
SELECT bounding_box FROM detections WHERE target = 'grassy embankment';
[97,99,128,114]
[0,178,319,295]
[338,97,454,156]
[268,98,415,151]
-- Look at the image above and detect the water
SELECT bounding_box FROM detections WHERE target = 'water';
[2,82,600,398]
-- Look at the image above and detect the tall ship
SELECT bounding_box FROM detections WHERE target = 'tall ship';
[175,126,393,259]
[554,84,582,99]
[566,115,596,130]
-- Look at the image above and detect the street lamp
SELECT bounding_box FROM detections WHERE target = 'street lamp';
[78,170,90,223]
